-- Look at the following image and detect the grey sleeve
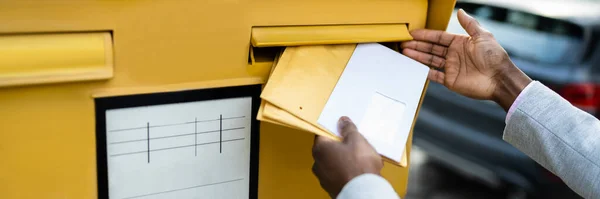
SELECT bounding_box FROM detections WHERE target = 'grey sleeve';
[337,174,400,199]
[503,81,600,198]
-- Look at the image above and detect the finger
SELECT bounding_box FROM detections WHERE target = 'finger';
[314,134,336,145]
[311,163,319,176]
[409,29,456,47]
[311,163,331,197]
[311,163,327,189]
[312,135,337,158]
[400,40,448,57]
[337,116,363,144]
[457,9,489,38]
[402,48,446,69]
[428,69,445,84]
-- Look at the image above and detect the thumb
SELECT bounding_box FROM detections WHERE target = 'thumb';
[337,116,361,144]
[457,9,487,37]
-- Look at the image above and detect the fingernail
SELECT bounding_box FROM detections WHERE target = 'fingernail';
[338,116,352,128]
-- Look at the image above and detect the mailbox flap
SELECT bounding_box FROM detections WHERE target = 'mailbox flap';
[0,32,113,88]
[251,24,412,47]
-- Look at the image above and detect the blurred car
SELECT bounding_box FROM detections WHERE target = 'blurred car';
[414,0,600,197]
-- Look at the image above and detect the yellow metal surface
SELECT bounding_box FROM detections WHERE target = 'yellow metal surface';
[426,0,458,31]
[0,32,113,87]
[0,0,455,198]
[251,24,412,47]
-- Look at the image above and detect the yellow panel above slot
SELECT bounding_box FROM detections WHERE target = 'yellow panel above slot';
[251,24,412,47]
[0,32,113,88]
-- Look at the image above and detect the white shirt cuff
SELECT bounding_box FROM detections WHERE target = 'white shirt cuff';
[337,173,400,199]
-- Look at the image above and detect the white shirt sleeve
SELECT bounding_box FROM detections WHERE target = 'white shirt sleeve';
[503,81,600,198]
[337,174,400,199]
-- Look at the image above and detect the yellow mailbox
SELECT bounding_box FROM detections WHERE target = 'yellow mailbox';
[0,1,456,198]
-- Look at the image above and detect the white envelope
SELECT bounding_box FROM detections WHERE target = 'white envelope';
[318,43,429,163]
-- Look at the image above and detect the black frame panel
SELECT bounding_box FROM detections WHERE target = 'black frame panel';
[95,84,261,199]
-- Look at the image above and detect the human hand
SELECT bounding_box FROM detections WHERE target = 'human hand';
[312,116,383,198]
[401,9,531,110]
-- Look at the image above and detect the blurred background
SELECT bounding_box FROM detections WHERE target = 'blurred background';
[407,0,600,198]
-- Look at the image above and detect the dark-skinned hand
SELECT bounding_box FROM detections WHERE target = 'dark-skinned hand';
[401,9,531,110]
[310,9,534,199]
[312,116,383,198]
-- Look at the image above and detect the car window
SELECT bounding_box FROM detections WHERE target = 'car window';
[473,5,507,22]
[585,29,600,61]
[589,30,600,74]
[507,11,537,29]
[455,2,586,66]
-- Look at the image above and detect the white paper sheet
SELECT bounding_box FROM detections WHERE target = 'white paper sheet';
[317,43,429,162]
[105,97,252,199]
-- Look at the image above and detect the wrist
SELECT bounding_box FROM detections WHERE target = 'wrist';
[492,62,532,111]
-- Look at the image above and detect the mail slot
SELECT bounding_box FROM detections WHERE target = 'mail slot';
[0,1,456,198]
[248,24,412,81]
[251,24,412,47]
[0,32,113,87]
